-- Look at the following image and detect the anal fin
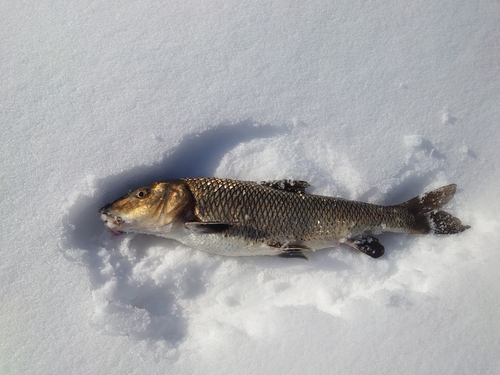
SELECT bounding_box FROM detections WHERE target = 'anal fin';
[345,236,385,258]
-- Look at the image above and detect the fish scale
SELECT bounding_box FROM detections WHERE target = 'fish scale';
[100,177,469,259]
[181,177,413,243]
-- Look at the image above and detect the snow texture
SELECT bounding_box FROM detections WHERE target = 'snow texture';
[2,1,500,374]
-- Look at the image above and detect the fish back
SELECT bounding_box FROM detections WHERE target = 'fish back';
[181,178,414,243]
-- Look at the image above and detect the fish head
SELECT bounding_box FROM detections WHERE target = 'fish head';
[99,181,194,235]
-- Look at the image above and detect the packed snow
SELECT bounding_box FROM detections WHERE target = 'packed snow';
[2,1,499,374]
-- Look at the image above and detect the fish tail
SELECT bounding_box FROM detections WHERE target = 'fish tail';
[399,184,470,234]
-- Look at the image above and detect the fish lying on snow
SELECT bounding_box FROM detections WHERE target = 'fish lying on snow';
[99,178,469,259]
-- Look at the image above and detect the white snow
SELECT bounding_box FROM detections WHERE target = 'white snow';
[2,1,500,374]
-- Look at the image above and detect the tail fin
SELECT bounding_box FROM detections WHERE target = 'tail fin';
[399,184,470,234]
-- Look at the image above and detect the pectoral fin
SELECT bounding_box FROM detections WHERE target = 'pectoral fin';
[345,236,385,258]
[185,222,233,233]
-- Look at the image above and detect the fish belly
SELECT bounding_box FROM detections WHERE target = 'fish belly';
[166,229,282,256]
[167,227,342,256]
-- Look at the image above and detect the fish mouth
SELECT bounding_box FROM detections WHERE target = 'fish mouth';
[99,207,125,235]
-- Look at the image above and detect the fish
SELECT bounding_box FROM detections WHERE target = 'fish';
[99,178,470,259]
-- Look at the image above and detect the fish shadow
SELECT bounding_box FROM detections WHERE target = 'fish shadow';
[59,119,444,344]
[62,119,286,253]
[60,119,287,344]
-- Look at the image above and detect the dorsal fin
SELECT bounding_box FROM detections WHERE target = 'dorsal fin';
[259,180,310,193]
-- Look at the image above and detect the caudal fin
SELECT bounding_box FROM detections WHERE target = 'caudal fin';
[400,184,470,234]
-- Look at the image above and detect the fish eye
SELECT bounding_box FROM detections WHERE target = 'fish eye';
[135,188,151,199]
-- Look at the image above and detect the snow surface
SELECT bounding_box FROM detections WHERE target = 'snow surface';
[2,1,500,374]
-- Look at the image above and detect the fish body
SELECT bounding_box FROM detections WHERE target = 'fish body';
[99,178,469,259]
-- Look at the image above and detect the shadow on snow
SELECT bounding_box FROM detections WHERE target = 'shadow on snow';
[59,120,453,345]
[60,120,287,345]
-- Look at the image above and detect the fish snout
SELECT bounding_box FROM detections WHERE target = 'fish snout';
[99,203,113,215]
[99,204,125,235]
